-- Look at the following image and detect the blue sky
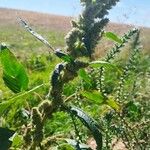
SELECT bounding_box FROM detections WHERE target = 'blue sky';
[0,0,150,27]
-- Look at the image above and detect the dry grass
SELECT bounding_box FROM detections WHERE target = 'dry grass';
[0,7,149,57]
[0,7,72,32]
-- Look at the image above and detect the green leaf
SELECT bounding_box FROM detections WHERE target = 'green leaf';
[90,61,114,68]
[92,0,96,3]
[57,143,75,150]
[0,127,15,150]
[78,69,92,85]
[126,101,139,112]
[0,44,29,93]
[68,106,103,150]
[81,90,104,104]
[0,83,46,116]
[104,32,122,44]
[125,101,141,119]
[61,55,73,63]
[106,98,120,111]
[54,49,74,62]
[11,133,23,148]
[89,61,121,74]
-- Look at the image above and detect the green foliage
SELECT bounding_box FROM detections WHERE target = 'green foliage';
[54,50,73,63]
[26,55,47,71]
[104,28,139,62]
[78,69,92,85]
[104,31,122,44]
[0,43,29,93]
[57,143,75,150]
[81,90,104,104]
[106,98,120,111]
[0,0,149,150]
[11,133,23,148]
[0,82,46,116]
[89,61,116,69]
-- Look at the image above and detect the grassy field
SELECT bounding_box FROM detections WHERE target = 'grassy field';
[0,8,150,56]
[0,8,150,149]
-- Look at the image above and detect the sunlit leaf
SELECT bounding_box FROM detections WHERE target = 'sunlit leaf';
[106,98,120,111]
[0,83,45,116]
[78,69,92,85]
[0,44,29,93]
[57,143,75,150]
[90,61,114,68]
[92,0,96,3]
[11,133,23,148]
[81,90,104,104]
[104,32,122,44]
[89,61,121,74]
